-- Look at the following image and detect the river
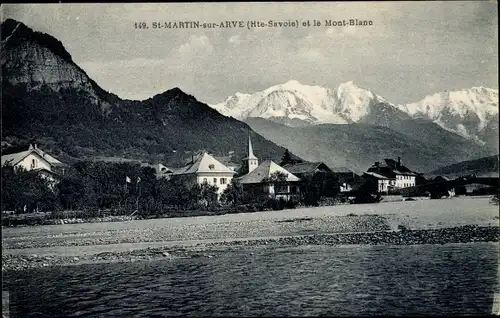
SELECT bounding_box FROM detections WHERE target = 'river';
[3,242,498,317]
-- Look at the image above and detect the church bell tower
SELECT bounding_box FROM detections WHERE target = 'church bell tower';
[244,135,259,173]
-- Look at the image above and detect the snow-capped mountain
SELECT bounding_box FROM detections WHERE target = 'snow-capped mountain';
[211,80,397,125]
[396,87,498,141]
[211,80,499,143]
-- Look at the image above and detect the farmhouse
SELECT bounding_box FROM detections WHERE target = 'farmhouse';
[330,167,364,193]
[282,162,332,179]
[171,152,235,195]
[238,160,301,201]
[1,144,67,184]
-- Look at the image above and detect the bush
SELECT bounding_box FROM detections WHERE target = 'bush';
[351,178,382,204]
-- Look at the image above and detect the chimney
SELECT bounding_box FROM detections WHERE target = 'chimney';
[34,144,37,149]
[397,157,401,168]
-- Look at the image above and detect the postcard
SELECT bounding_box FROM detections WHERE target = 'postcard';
[1,2,499,317]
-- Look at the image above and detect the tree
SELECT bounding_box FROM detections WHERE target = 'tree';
[300,174,321,206]
[220,180,246,205]
[263,171,288,183]
[351,178,382,204]
[57,172,86,210]
[280,149,293,166]
[1,164,59,213]
[199,183,219,209]
[234,160,248,178]
[298,171,340,206]
[188,182,219,210]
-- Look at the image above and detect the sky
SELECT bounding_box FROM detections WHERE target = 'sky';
[2,2,498,105]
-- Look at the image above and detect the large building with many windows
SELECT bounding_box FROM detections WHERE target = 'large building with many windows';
[363,157,418,193]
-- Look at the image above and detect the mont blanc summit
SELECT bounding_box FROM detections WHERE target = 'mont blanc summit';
[211,80,499,143]
[211,80,396,125]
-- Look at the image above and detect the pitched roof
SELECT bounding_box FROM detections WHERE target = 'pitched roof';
[367,158,418,178]
[1,145,64,168]
[173,152,235,175]
[33,148,64,166]
[1,150,32,167]
[238,160,300,184]
[282,162,332,175]
[151,163,174,175]
[213,156,239,167]
[330,166,354,173]
[383,158,417,175]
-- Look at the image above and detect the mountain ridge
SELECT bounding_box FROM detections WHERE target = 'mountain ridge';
[1,19,294,167]
[428,155,499,177]
[244,117,496,174]
[212,79,499,146]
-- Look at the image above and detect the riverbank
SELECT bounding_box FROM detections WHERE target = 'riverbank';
[2,197,499,272]
[2,195,494,228]
[2,225,499,271]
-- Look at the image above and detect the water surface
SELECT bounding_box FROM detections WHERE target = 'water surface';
[3,242,498,317]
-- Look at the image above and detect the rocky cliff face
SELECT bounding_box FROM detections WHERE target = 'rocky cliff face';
[2,41,90,90]
[1,19,115,113]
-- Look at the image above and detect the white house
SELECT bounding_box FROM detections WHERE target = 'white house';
[1,144,67,184]
[365,158,418,192]
[171,152,236,195]
[394,173,416,188]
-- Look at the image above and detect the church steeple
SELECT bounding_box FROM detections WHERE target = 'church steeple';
[244,134,259,173]
[248,135,257,160]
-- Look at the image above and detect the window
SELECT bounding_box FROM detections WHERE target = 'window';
[220,178,226,185]
[213,178,217,184]
[203,178,207,183]
[31,158,36,169]
[275,184,288,194]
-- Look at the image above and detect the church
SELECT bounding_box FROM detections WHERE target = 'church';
[236,136,301,201]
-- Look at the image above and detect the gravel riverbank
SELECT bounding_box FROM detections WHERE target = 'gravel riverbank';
[3,225,498,272]
[3,198,498,272]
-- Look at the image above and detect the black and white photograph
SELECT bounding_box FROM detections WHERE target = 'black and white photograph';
[1,2,499,316]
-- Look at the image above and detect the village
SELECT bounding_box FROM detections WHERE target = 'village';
[2,136,497,226]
